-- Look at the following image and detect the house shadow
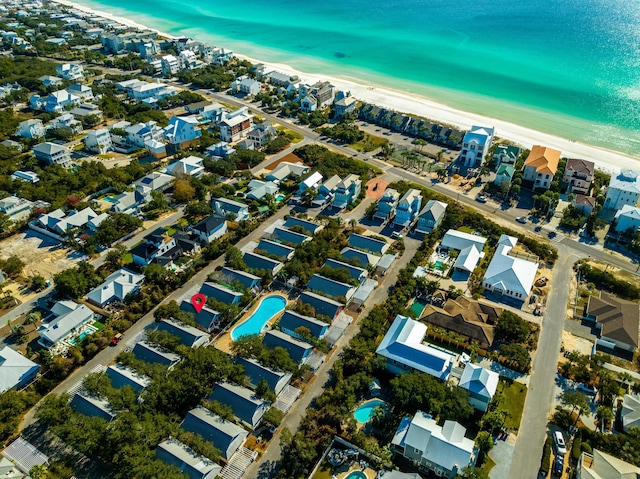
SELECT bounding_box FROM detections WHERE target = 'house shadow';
[482,291,525,310]
[450,269,469,282]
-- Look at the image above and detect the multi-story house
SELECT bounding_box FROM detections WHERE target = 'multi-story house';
[84,129,112,154]
[219,108,253,142]
[161,54,180,76]
[163,116,201,149]
[563,158,595,195]
[393,188,422,228]
[604,169,640,211]
[522,145,561,190]
[373,188,400,221]
[298,81,335,112]
[15,119,45,139]
[459,125,495,168]
[231,76,262,96]
[32,142,72,168]
[55,63,84,81]
[332,174,362,209]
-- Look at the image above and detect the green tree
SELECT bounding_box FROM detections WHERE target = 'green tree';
[95,213,143,246]
[30,274,47,292]
[0,255,25,278]
[225,246,246,270]
[173,178,196,204]
[495,310,531,343]
[53,262,102,298]
[560,390,590,425]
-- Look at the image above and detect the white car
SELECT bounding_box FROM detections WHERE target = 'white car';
[553,431,567,455]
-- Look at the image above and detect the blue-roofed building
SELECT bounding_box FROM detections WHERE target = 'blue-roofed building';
[208,382,271,429]
[299,291,344,320]
[307,274,356,302]
[348,233,389,255]
[376,315,456,380]
[393,189,423,228]
[263,330,313,364]
[180,300,221,332]
[157,319,210,348]
[256,239,295,261]
[243,251,284,275]
[211,197,249,221]
[221,267,261,290]
[106,363,150,394]
[458,364,499,412]
[416,200,448,235]
[236,356,292,396]
[340,247,381,268]
[284,216,323,235]
[132,340,181,368]
[180,406,248,460]
[332,174,362,209]
[70,392,115,421]
[272,226,311,246]
[323,258,368,284]
[156,438,222,479]
[279,310,328,340]
[200,282,243,305]
[373,188,400,221]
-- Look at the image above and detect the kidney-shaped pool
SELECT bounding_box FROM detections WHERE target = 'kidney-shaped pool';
[230,294,287,341]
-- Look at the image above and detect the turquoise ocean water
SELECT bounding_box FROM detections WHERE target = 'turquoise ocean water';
[73,0,640,156]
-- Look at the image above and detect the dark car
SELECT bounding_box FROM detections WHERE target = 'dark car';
[553,455,564,476]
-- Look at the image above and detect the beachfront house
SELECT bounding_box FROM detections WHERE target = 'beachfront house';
[208,382,271,429]
[522,145,561,190]
[38,301,94,350]
[180,406,248,460]
[458,363,499,412]
[279,310,328,340]
[393,188,422,228]
[563,159,595,195]
[415,200,448,234]
[263,330,313,364]
[299,291,344,320]
[132,341,181,368]
[332,174,362,210]
[460,125,495,169]
[392,410,477,479]
[482,235,538,301]
[86,268,145,308]
[604,169,640,211]
[0,346,39,393]
[156,439,221,479]
[298,81,335,112]
[585,292,640,353]
[376,315,456,380]
[192,214,227,244]
[212,197,249,221]
[493,144,520,167]
[373,188,400,221]
[156,319,210,348]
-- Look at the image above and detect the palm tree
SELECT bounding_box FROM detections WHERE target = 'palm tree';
[349,219,357,231]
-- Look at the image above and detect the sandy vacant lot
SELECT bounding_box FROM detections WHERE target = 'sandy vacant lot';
[0,231,82,281]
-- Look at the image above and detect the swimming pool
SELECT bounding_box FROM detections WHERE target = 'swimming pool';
[434,260,446,270]
[345,472,367,479]
[103,196,117,203]
[353,399,388,423]
[69,330,91,345]
[410,299,428,317]
[275,194,285,203]
[231,295,287,341]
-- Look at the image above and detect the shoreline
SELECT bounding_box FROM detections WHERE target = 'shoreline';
[54,0,638,175]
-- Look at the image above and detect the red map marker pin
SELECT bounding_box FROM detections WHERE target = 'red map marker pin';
[191,293,206,313]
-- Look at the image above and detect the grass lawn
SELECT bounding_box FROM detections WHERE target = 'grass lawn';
[279,127,304,143]
[349,133,388,152]
[311,463,332,479]
[478,456,496,476]
[458,225,474,234]
[500,379,527,430]
[122,253,133,265]
[93,321,105,331]
[165,225,178,236]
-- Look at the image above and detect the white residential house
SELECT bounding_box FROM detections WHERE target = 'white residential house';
[16,119,45,139]
[297,171,323,196]
[161,54,180,76]
[219,108,253,142]
[32,142,72,168]
[192,214,228,244]
[577,449,640,479]
[40,75,62,87]
[0,346,39,393]
[0,196,34,222]
[134,172,174,197]
[621,394,640,432]
[459,125,494,168]
[55,63,84,81]
[298,81,335,112]
[84,128,112,154]
[69,103,104,123]
[392,411,477,479]
[66,83,94,102]
[604,169,640,211]
[458,364,499,412]
[86,268,144,307]
[125,121,164,148]
[614,205,640,234]
[168,156,204,177]
[212,197,249,221]
[38,301,94,350]
[164,116,201,149]
[179,50,202,70]
[29,90,80,113]
[231,76,262,96]
[394,188,422,228]
[50,113,83,134]
[482,235,538,301]
[11,170,40,183]
[200,103,227,124]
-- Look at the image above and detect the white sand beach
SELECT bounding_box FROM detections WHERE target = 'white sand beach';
[56,0,637,175]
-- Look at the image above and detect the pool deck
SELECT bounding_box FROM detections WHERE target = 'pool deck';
[214,291,290,354]
[335,462,377,479]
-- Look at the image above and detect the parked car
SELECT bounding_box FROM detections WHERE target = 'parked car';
[577,383,597,395]
[476,195,487,203]
[110,333,123,346]
[553,455,564,476]
[516,216,527,224]
[553,431,567,455]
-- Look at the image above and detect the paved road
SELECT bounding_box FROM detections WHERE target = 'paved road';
[245,234,422,479]
[508,244,583,478]
[19,205,293,432]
